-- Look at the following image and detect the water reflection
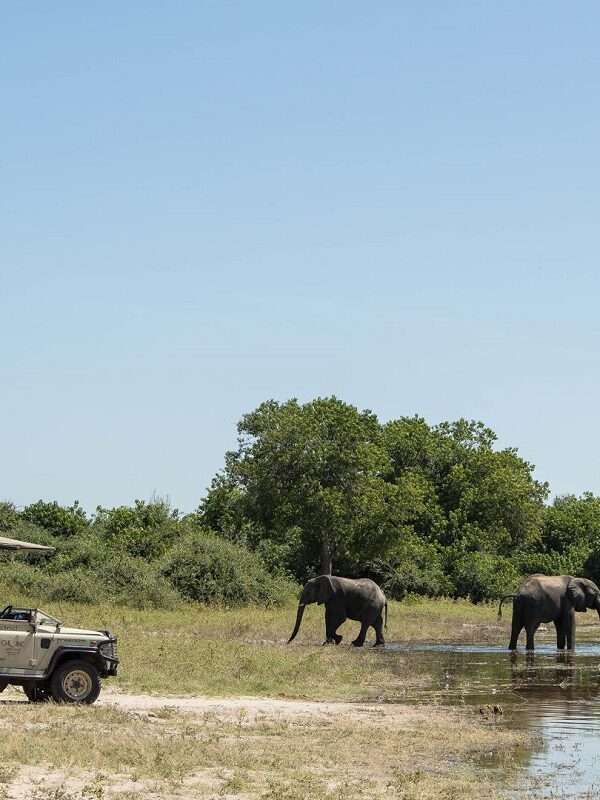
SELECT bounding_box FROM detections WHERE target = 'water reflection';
[382,642,600,796]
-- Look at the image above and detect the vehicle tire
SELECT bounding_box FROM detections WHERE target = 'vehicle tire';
[0,681,7,694]
[23,683,52,703]
[50,660,101,704]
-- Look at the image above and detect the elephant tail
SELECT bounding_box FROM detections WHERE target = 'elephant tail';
[497,594,516,619]
[384,600,388,629]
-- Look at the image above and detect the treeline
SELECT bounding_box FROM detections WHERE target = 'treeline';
[3,397,600,607]
[0,500,295,608]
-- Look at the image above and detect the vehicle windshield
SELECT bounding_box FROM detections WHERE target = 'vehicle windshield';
[0,606,31,621]
[34,609,62,626]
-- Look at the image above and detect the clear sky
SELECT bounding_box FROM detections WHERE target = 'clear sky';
[2,2,599,512]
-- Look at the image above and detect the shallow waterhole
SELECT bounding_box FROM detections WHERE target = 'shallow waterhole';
[381,629,600,796]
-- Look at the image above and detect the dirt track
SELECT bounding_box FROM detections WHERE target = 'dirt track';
[99,687,420,722]
[2,684,419,723]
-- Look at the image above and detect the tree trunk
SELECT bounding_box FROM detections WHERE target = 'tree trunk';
[320,538,332,575]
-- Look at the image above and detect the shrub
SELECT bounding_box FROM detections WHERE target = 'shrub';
[0,521,58,568]
[97,553,180,608]
[160,530,297,606]
[93,499,181,559]
[449,552,521,603]
[0,502,19,533]
[21,500,89,538]
[369,535,452,599]
[43,532,109,573]
[0,553,180,609]
[582,550,600,585]
[0,561,52,602]
[515,544,591,580]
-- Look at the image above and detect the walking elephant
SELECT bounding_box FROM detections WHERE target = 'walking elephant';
[287,575,388,647]
[498,574,600,651]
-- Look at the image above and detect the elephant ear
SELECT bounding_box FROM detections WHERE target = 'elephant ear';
[316,575,334,605]
[567,579,587,612]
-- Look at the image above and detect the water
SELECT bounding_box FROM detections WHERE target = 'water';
[382,633,600,797]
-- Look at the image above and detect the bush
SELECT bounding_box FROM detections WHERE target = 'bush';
[21,501,89,538]
[0,561,52,601]
[45,569,105,604]
[0,553,180,609]
[97,554,180,608]
[369,535,452,599]
[515,544,591,580]
[0,502,19,533]
[160,530,297,606]
[0,562,101,605]
[93,500,181,560]
[42,533,109,573]
[449,552,522,603]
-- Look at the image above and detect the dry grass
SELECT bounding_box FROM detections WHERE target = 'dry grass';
[0,596,542,798]
[9,596,508,699]
[0,700,530,799]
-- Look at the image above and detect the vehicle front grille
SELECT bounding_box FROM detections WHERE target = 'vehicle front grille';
[100,638,118,660]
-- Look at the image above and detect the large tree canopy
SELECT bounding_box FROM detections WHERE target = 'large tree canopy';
[202,397,392,575]
[3,396,600,605]
[198,398,550,588]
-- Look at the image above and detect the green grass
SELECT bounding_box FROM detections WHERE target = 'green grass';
[0,596,540,799]
[0,595,508,698]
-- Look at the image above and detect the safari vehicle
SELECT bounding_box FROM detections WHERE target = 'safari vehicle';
[0,536,119,704]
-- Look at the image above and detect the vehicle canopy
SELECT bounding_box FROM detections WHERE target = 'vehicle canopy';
[0,536,55,553]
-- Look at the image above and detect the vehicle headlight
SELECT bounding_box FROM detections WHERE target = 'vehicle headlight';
[99,640,117,659]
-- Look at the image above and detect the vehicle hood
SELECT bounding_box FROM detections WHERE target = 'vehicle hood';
[39,625,107,639]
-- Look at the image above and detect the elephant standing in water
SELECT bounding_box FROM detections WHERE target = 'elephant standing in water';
[287,575,388,647]
[498,575,600,651]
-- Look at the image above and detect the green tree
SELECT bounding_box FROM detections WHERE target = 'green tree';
[200,397,395,578]
[22,500,88,538]
[535,493,600,581]
[201,402,550,596]
[93,499,180,560]
[0,502,19,533]
[383,417,547,556]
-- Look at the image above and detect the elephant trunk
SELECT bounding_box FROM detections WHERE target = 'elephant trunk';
[287,604,306,643]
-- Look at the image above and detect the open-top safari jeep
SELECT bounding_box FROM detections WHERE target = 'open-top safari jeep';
[0,536,119,704]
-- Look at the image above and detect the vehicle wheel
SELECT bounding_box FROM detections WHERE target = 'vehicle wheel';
[23,683,52,703]
[50,660,101,704]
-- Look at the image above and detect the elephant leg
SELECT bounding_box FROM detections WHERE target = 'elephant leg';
[525,625,536,651]
[509,613,522,650]
[324,605,345,645]
[373,613,385,647]
[566,610,576,651]
[555,620,566,650]
[352,621,369,648]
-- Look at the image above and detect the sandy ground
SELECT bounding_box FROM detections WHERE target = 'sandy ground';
[2,683,419,723]
[1,687,423,799]
[101,687,420,721]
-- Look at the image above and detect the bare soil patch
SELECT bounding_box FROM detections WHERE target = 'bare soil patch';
[0,687,529,800]
[98,687,422,723]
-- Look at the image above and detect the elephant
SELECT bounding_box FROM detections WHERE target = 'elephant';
[498,574,600,651]
[287,575,388,647]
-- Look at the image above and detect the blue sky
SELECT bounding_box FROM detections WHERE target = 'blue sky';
[2,2,599,512]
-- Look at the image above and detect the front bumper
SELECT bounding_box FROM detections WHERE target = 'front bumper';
[99,632,119,677]
[102,656,119,677]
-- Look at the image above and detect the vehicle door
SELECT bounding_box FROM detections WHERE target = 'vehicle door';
[0,619,35,675]
[30,615,56,674]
